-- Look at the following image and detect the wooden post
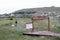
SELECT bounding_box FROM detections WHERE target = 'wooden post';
[31,18,34,32]
[48,17,50,31]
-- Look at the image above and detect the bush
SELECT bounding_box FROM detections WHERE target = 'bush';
[7,16,14,20]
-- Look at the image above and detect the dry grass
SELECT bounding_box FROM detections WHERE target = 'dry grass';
[0,18,60,40]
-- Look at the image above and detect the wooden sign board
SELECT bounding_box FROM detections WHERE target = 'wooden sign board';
[26,23,33,29]
[32,16,48,20]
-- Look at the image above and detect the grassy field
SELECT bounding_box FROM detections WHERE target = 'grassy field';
[0,18,60,40]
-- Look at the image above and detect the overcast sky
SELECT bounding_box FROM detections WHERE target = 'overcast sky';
[0,0,60,14]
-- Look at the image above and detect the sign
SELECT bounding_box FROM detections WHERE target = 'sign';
[32,16,48,20]
[26,23,33,29]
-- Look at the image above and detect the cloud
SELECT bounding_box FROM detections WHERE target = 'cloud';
[0,0,60,14]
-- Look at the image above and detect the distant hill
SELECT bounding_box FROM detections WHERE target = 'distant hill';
[11,6,60,17]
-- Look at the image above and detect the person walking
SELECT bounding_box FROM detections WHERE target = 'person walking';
[15,20,18,26]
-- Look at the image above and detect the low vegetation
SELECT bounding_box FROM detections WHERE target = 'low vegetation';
[0,18,60,40]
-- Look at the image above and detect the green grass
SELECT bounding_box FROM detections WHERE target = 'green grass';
[0,18,60,40]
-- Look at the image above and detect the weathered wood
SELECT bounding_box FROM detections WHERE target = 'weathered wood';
[23,31,60,38]
[32,16,50,32]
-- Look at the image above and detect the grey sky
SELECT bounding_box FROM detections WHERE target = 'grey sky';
[0,0,60,14]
